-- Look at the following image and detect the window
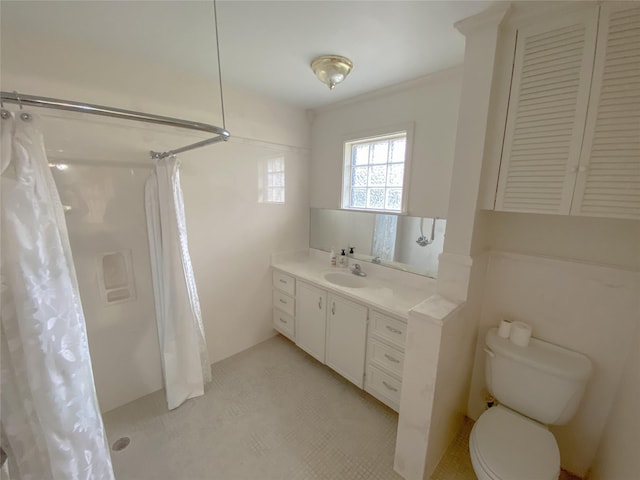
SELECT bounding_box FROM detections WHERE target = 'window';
[341,131,408,212]
[258,157,285,204]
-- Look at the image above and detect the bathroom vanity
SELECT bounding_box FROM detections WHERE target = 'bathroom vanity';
[271,249,434,411]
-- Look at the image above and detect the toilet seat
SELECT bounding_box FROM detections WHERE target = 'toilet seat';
[470,405,560,480]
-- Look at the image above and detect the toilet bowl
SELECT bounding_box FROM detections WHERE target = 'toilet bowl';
[470,405,560,480]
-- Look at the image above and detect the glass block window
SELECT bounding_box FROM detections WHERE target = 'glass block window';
[259,157,285,204]
[342,132,407,212]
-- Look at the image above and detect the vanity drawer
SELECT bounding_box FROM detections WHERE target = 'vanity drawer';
[368,337,405,377]
[273,308,294,340]
[370,311,407,350]
[365,364,401,411]
[273,290,295,316]
[273,271,295,296]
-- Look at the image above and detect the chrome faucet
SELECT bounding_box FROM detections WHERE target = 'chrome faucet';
[351,264,367,277]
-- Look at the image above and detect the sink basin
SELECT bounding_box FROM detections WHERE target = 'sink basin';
[323,271,367,289]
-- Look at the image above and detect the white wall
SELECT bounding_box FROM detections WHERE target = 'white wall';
[1,29,310,411]
[309,67,462,218]
[394,295,463,480]
[180,141,309,365]
[0,29,309,148]
[481,211,640,271]
[424,251,489,477]
[589,324,640,480]
[467,251,639,477]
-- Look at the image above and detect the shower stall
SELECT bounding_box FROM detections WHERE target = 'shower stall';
[1,91,229,478]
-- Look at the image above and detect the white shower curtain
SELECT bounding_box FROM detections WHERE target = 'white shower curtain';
[145,156,211,410]
[0,111,114,479]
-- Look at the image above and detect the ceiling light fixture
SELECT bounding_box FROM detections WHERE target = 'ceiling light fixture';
[311,55,353,90]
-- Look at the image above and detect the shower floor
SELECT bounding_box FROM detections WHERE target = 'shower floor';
[103,334,402,480]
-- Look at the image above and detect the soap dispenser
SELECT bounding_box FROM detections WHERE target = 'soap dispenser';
[330,247,337,267]
[339,249,348,267]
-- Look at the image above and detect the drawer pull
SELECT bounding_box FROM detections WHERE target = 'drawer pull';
[331,302,336,315]
[318,298,322,309]
[279,317,288,324]
[279,299,287,305]
[384,353,400,364]
[279,279,287,284]
[382,381,398,392]
[386,325,402,335]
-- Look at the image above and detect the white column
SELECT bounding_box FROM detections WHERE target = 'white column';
[436,4,510,302]
[394,5,509,479]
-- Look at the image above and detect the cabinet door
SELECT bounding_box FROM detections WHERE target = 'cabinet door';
[495,7,599,214]
[326,294,368,388]
[295,281,327,363]
[571,3,640,219]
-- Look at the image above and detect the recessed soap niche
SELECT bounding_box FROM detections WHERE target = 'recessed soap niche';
[98,249,136,305]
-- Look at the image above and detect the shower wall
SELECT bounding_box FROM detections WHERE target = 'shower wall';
[46,133,310,415]
[52,163,161,413]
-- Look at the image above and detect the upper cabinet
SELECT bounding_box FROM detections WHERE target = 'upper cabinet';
[494,3,640,220]
[571,4,640,218]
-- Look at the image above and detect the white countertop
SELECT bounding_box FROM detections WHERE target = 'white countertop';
[272,253,435,320]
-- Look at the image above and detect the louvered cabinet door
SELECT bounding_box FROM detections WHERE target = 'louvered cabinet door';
[571,4,640,220]
[495,7,599,214]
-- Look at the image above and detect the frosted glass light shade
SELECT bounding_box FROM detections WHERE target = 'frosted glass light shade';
[311,55,353,90]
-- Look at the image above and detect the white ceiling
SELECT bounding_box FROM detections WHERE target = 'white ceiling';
[1,0,492,109]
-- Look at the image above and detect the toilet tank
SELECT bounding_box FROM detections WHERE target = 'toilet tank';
[484,328,592,425]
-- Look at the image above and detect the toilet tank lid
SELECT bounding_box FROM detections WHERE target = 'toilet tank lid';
[486,328,592,381]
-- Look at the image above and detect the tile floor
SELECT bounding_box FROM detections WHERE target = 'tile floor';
[103,334,582,480]
[104,335,402,479]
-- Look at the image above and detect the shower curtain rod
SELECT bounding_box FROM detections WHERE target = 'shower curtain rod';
[0,91,230,159]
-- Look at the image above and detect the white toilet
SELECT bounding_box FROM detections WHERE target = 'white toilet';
[470,327,592,480]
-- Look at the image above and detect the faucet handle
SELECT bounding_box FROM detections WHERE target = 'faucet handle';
[351,263,367,277]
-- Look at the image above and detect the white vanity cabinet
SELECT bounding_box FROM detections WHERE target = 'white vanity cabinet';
[494,3,639,219]
[295,281,327,363]
[364,310,407,411]
[272,266,417,413]
[272,271,295,340]
[326,293,368,388]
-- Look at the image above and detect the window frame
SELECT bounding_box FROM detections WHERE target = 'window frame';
[340,123,414,214]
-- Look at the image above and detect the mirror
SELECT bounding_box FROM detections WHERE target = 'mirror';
[310,208,446,278]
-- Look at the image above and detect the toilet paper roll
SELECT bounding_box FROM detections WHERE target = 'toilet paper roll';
[509,321,532,347]
[497,319,512,339]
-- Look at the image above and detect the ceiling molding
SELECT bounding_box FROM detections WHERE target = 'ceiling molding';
[454,2,512,36]
[310,65,464,115]
[502,1,599,28]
